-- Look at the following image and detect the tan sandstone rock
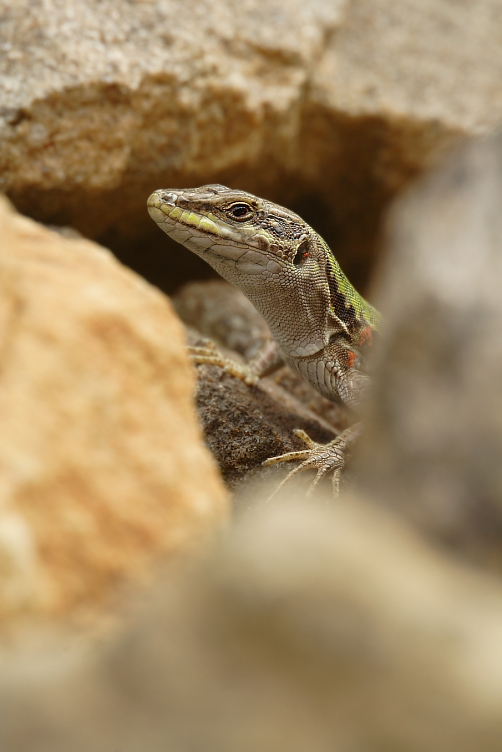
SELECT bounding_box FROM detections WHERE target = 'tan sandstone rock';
[2,0,502,292]
[0,195,228,624]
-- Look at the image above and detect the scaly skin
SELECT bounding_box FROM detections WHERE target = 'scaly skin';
[147,184,381,495]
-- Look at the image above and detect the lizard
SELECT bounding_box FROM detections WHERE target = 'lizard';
[147,184,381,496]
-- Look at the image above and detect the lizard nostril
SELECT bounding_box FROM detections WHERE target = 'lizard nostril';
[162,192,178,205]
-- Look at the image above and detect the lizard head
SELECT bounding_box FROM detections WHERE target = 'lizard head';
[147,184,319,270]
[147,184,377,358]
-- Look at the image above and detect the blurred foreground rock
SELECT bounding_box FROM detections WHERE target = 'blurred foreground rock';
[3,0,502,291]
[358,132,502,568]
[2,498,502,752]
[0,196,228,625]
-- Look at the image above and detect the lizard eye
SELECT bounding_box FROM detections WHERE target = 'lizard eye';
[293,239,310,265]
[228,203,253,221]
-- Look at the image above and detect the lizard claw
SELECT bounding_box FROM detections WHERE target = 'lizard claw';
[263,424,361,499]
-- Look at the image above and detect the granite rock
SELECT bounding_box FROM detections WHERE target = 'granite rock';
[3,0,502,292]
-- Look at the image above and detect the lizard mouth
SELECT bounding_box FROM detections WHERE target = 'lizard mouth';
[148,190,249,254]
[147,190,272,274]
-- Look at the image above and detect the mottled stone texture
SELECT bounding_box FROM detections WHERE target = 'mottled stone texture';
[358,132,502,569]
[173,280,271,362]
[2,0,502,292]
[0,196,228,623]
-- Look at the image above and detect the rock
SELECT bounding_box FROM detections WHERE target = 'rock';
[172,280,346,495]
[3,497,502,751]
[186,330,340,498]
[172,280,271,361]
[173,280,347,431]
[357,132,502,568]
[2,0,502,293]
[0,196,228,625]
[174,279,347,420]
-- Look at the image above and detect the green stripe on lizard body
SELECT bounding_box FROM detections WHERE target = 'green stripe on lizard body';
[323,238,381,337]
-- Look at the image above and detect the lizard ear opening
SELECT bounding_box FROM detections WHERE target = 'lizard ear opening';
[293,239,311,266]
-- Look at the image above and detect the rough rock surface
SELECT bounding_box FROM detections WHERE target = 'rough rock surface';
[186,330,340,498]
[172,280,347,495]
[3,0,502,293]
[173,280,271,362]
[174,280,347,428]
[3,498,502,752]
[357,132,502,568]
[0,196,228,624]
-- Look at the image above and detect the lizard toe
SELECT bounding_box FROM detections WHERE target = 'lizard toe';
[264,423,361,500]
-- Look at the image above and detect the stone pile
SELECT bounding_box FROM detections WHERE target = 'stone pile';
[1,1,502,750]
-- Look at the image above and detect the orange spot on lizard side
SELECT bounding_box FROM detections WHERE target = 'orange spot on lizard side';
[358,326,373,347]
[347,350,357,368]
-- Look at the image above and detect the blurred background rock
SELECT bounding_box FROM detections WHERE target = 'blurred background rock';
[2,0,502,750]
[2,0,502,295]
[358,132,502,572]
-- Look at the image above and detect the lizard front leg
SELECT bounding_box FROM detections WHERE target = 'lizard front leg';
[263,339,370,497]
[189,338,284,386]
